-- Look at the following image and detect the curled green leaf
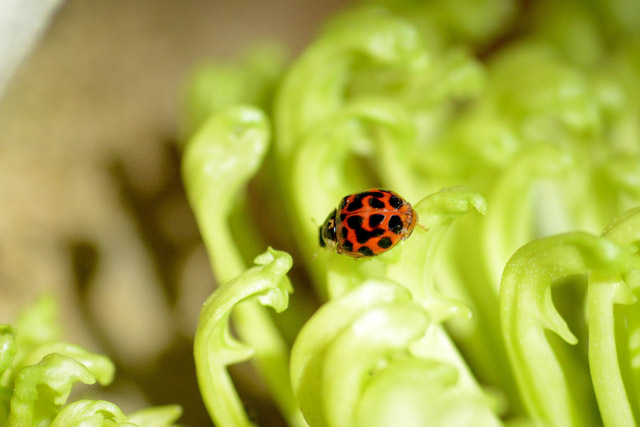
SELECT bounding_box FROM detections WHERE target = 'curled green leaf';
[291,280,413,427]
[16,342,114,386]
[357,353,500,427]
[8,353,99,427]
[194,247,297,427]
[182,105,270,283]
[386,185,485,311]
[501,232,639,426]
[322,303,430,427]
[183,105,302,426]
[481,144,575,290]
[50,400,131,427]
[354,358,457,427]
[275,7,423,163]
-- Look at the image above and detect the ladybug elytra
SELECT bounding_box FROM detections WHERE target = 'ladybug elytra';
[319,189,418,258]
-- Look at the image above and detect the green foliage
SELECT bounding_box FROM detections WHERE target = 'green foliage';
[0,297,182,426]
[180,0,640,426]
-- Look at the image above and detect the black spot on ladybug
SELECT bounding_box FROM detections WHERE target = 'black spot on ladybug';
[347,215,363,229]
[368,191,385,198]
[339,213,347,221]
[389,215,403,234]
[347,214,384,244]
[369,214,384,228]
[368,197,385,209]
[358,246,374,256]
[341,227,348,239]
[378,237,393,249]
[346,194,366,211]
[357,228,384,244]
[342,240,353,252]
[389,195,403,209]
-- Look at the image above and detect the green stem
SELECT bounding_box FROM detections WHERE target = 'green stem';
[587,273,636,426]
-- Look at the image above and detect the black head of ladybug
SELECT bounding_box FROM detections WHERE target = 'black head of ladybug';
[319,208,338,249]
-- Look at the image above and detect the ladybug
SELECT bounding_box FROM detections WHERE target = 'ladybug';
[319,189,418,258]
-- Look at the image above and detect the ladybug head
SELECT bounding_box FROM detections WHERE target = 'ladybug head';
[319,209,337,249]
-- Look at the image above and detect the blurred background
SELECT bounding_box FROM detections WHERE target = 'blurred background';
[0,0,346,425]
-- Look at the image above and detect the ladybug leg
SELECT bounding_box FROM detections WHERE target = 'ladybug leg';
[417,223,428,231]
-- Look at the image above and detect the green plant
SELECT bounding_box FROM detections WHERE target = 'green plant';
[182,1,640,426]
[0,297,182,426]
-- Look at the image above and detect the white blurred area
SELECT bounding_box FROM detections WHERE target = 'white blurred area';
[0,0,65,98]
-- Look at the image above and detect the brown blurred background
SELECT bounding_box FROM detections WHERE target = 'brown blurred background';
[0,0,346,425]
